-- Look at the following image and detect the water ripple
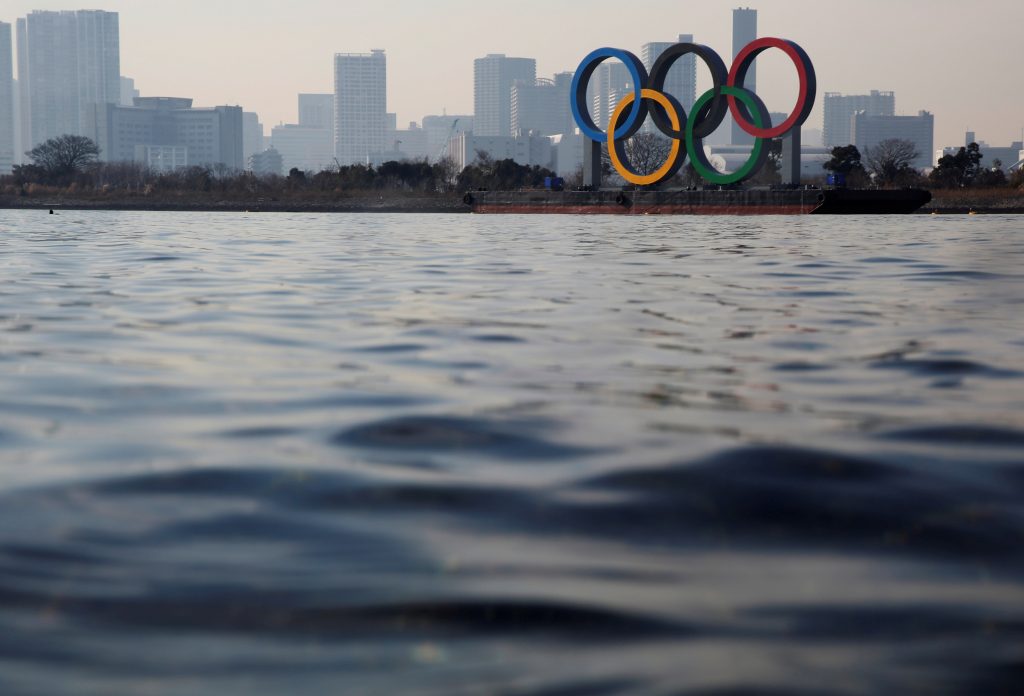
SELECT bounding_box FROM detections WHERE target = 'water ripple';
[0,211,1022,694]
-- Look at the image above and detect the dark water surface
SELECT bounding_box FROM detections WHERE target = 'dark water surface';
[0,211,1022,695]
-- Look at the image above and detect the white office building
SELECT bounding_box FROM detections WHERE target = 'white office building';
[852,110,934,170]
[334,50,387,165]
[474,54,536,137]
[17,10,120,150]
[89,97,244,170]
[0,22,14,174]
[271,124,334,173]
[447,131,552,172]
[823,91,895,147]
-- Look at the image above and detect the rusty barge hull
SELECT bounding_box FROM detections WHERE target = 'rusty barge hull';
[466,188,932,215]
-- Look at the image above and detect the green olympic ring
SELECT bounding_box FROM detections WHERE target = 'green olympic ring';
[684,85,771,186]
[606,85,772,187]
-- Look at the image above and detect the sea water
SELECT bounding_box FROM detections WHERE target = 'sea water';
[0,211,1022,695]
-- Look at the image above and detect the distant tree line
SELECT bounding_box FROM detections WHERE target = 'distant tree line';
[2,135,567,197]
[4,134,1022,196]
[456,151,556,190]
[929,142,1010,189]
[824,139,1022,189]
[823,140,921,187]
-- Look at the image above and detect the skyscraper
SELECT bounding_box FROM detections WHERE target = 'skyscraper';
[589,61,634,132]
[731,7,757,146]
[0,22,14,174]
[510,72,575,137]
[17,10,120,150]
[641,35,697,133]
[473,54,536,137]
[823,91,895,147]
[334,50,387,165]
[298,94,334,130]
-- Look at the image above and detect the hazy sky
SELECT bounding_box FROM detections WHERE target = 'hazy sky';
[6,0,1023,149]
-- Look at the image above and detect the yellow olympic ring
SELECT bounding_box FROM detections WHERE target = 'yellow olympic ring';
[607,89,684,187]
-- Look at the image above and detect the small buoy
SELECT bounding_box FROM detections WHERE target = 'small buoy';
[49,209,54,214]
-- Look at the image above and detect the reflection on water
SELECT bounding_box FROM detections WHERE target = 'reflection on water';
[0,211,1022,695]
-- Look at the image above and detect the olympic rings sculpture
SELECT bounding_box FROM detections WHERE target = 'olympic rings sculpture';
[570,38,816,186]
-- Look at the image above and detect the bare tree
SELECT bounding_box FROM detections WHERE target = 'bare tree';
[865,139,920,187]
[433,156,459,192]
[603,132,675,183]
[26,135,101,183]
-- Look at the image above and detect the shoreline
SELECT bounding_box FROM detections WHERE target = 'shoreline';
[0,196,470,214]
[2,192,1021,215]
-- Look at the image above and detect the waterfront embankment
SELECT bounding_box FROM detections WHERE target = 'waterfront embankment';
[0,191,469,214]
[2,187,1021,214]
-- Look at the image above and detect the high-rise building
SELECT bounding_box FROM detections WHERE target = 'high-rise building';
[0,22,14,174]
[298,93,334,130]
[552,72,575,137]
[334,50,387,165]
[823,91,895,147]
[590,61,634,132]
[474,54,536,136]
[852,110,934,170]
[17,10,120,150]
[641,34,697,122]
[731,7,757,145]
[510,72,575,137]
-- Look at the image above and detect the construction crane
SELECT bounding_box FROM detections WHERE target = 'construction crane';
[435,118,459,162]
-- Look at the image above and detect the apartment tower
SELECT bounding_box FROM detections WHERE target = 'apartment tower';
[334,50,387,165]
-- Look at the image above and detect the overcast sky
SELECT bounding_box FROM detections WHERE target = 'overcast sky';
[5,0,1023,150]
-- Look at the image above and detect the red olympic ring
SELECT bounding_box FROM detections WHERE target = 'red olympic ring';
[727,37,816,140]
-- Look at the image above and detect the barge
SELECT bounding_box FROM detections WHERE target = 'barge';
[464,187,932,215]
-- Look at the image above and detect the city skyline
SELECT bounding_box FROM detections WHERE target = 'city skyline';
[2,0,1023,152]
